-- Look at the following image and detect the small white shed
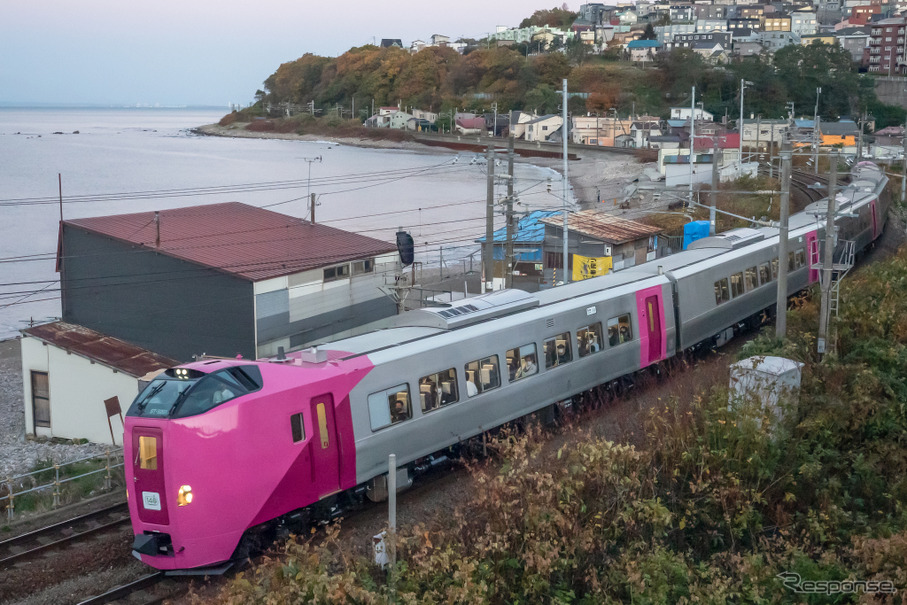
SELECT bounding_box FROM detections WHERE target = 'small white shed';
[729,355,804,427]
[20,322,179,446]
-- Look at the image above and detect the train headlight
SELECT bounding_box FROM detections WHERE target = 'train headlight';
[177,485,193,506]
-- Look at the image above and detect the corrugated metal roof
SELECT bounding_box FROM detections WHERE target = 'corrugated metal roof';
[539,209,663,244]
[476,210,560,244]
[64,202,398,282]
[22,321,180,377]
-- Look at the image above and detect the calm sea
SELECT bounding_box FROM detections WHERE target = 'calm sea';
[0,107,561,339]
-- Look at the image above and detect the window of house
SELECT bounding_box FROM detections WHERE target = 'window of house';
[543,332,573,369]
[715,278,731,305]
[418,368,458,412]
[607,314,633,345]
[352,259,374,275]
[324,264,350,282]
[577,323,604,357]
[506,344,538,381]
[367,384,411,431]
[31,371,50,428]
[744,266,758,291]
[465,355,500,396]
[291,413,305,442]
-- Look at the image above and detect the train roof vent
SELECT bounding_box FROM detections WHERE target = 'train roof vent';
[386,288,539,330]
[687,227,764,251]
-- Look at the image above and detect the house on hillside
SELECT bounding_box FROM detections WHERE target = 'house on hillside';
[627,39,662,62]
[456,116,486,135]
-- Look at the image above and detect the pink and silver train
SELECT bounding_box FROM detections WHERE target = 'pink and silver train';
[125,162,889,573]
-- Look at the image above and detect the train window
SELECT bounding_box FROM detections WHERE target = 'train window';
[745,267,758,291]
[367,384,411,431]
[465,355,500,397]
[418,368,458,412]
[543,332,572,369]
[291,413,305,443]
[795,249,806,268]
[788,251,796,272]
[730,272,744,298]
[507,344,538,381]
[577,323,603,357]
[607,314,633,345]
[771,258,779,280]
[714,278,730,305]
[758,263,771,285]
[138,436,157,470]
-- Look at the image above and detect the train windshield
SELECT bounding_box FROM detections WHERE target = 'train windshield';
[127,366,263,418]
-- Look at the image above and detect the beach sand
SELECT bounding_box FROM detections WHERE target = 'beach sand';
[195,123,651,211]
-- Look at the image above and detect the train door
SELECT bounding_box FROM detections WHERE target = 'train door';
[310,394,341,498]
[870,200,879,240]
[636,285,667,368]
[131,427,169,525]
[806,230,819,284]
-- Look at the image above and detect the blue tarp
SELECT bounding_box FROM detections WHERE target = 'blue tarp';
[476,210,560,244]
[683,220,710,250]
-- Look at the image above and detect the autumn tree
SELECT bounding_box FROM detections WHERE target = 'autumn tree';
[519,5,578,29]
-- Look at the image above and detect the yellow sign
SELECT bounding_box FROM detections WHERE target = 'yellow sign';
[572,254,612,281]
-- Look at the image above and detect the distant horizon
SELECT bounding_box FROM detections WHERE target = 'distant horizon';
[0,102,232,110]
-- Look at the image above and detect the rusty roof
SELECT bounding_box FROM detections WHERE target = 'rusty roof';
[539,210,663,245]
[22,321,180,377]
[64,202,398,282]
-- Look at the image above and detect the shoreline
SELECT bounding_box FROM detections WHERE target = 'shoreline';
[194,123,650,208]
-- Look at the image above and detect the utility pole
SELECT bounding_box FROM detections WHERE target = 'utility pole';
[776,140,793,340]
[817,152,838,359]
[857,113,864,162]
[710,136,719,235]
[58,173,63,222]
[689,85,696,206]
[303,155,322,221]
[562,78,570,284]
[505,135,516,289]
[902,120,907,202]
[310,193,316,223]
[814,115,821,175]
[769,123,775,179]
[484,145,495,292]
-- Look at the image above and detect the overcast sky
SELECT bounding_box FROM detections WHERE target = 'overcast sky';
[1,1,564,108]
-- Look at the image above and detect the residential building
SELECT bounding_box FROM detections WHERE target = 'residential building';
[697,18,729,31]
[431,34,450,46]
[388,111,414,129]
[764,14,793,31]
[455,116,486,135]
[523,115,564,142]
[761,30,801,51]
[627,39,663,61]
[21,322,178,445]
[740,118,791,152]
[791,8,819,35]
[380,39,403,48]
[572,115,634,146]
[58,203,401,361]
[692,41,731,62]
[867,17,907,74]
[695,4,728,19]
[670,106,714,121]
[655,23,696,45]
[670,4,696,22]
[668,31,731,49]
[850,3,882,24]
[836,27,871,63]
[630,118,664,148]
[474,210,560,290]
[799,33,836,45]
[729,17,763,31]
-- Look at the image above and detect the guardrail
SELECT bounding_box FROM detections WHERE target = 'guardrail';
[1,449,124,521]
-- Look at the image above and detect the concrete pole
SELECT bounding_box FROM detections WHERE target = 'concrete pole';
[769,124,775,179]
[814,115,821,175]
[505,136,515,289]
[776,141,793,340]
[689,85,695,205]
[738,79,745,173]
[387,453,397,590]
[901,121,907,203]
[562,78,570,284]
[484,145,495,292]
[818,152,838,359]
[710,137,719,235]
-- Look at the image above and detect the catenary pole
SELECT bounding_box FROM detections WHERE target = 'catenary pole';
[562,78,570,284]
[818,152,838,359]
[485,145,495,292]
[506,135,515,289]
[776,141,793,340]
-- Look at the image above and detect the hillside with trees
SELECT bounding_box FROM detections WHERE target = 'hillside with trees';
[242,40,905,129]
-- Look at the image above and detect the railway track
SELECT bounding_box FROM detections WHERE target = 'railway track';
[75,571,188,605]
[0,501,130,568]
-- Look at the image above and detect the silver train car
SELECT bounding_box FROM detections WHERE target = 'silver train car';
[311,161,889,495]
